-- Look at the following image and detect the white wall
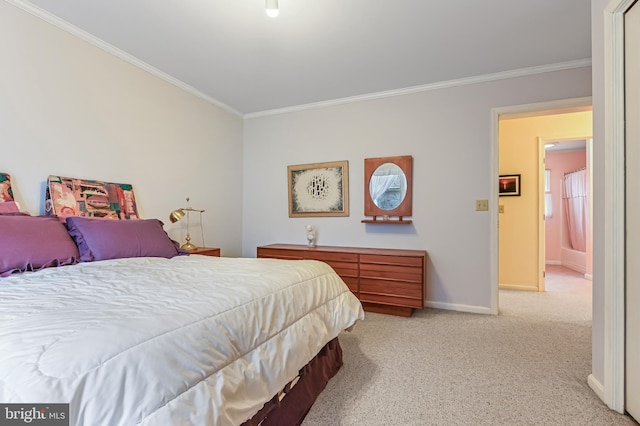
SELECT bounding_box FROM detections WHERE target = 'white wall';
[243,68,592,312]
[0,1,245,256]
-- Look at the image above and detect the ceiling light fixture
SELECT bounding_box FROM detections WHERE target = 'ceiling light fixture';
[266,0,279,17]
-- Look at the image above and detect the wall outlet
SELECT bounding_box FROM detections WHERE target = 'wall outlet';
[475,199,489,211]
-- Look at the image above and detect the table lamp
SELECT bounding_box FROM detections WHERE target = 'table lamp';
[169,197,205,251]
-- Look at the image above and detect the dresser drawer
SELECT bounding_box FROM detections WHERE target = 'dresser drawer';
[359,278,422,299]
[358,292,423,309]
[341,276,359,295]
[359,254,423,267]
[257,248,304,260]
[359,262,423,283]
[322,261,358,278]
[258,248,358,277]
[304,251,358,263]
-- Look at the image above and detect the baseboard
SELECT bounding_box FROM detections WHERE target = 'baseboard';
[423,301,493,315]
[562,261,587,274]
[588,374,605,403]
[545,260,561,265]
[499,283,538,292]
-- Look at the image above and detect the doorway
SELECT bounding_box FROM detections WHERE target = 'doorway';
[490,97,593,315]
[496,108,592,296]
[541,138,592,292]
[601,0,637,414]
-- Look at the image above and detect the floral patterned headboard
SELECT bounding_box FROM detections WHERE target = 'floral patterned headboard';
[45,175,139,219]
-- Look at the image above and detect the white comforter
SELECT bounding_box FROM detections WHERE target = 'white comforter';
[0,255,364,426]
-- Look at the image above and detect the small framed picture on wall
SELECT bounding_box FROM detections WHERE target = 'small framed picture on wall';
[499,174,521,196]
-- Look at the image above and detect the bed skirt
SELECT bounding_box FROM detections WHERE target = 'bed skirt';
[242,337,343,426]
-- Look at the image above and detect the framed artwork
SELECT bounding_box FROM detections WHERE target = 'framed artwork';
[0,173,14,203]
[499,174,521,196]
[45,175,139,219]
[288,160,349,217]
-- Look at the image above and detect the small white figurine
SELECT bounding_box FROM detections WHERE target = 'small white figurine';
[305,225,317,247]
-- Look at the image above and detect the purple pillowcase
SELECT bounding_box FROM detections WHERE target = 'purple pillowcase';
[0,215,80,277]
[0,201,19,214]
[66,216,184,262]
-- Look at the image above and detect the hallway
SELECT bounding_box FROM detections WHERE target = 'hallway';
[499,264,592,324]
[545,264,592,295]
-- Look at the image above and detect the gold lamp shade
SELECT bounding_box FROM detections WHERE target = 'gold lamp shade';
[169,208,185,223]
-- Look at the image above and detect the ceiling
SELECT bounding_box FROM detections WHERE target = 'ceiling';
[16,0,592,115]
[546,139,588,152]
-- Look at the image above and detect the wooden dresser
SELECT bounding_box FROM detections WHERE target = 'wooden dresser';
[257,244,426,317]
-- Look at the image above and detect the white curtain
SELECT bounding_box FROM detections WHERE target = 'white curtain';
[545,193,553,218]
[369,165,399,205]
[544,169,552,218]
[562,168,588,252]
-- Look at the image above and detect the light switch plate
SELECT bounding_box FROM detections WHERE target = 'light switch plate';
[499,205,505,213]
[476,199,489,211]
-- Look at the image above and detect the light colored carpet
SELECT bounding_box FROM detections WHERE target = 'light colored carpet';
[302,286,635,425]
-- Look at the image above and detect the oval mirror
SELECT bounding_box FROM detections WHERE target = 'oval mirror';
[369,163,407,210]
[363,155,413,223]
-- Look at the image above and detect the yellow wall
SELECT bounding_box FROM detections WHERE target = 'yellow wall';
[498,111,592,290]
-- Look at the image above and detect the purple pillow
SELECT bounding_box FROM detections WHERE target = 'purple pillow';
[0,215,80,277]
[66,216,184,262]
[0,201,19,214]
[0,211,30,216]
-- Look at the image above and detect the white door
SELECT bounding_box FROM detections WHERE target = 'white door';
[625,0,640,420]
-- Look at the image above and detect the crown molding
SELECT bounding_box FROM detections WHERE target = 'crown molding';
[5,0,243,117]
[245,58,592,118]
[6,0,591,121]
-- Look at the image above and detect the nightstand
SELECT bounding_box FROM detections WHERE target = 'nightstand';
[188,247,221,257]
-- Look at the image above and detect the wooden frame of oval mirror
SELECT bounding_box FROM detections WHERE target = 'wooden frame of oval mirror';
[362,155,413,224]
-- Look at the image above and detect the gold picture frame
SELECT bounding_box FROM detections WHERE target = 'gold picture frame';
[288,160,349,217]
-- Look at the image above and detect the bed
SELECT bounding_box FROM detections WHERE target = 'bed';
[0,174,364,425]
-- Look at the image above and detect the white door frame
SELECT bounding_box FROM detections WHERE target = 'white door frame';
[537,135,593,289]
[538,137,547,293]
[602,0,635,413]
[490,97,592,315]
